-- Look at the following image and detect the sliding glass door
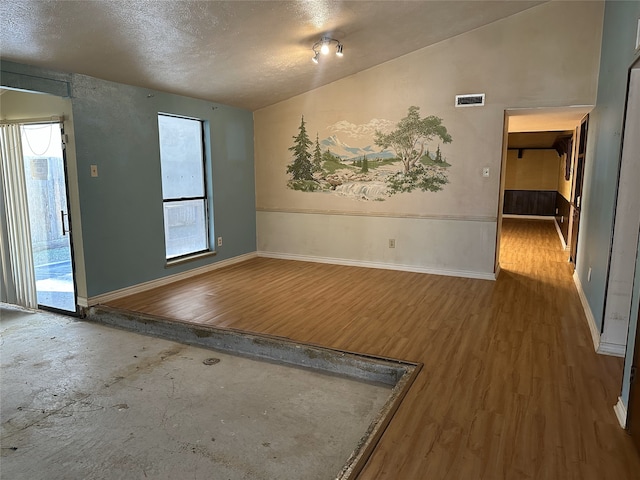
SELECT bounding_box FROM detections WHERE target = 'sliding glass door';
[21,122,76,312]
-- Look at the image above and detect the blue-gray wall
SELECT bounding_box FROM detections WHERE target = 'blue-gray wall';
[577,1,640,331]
[576,1,640,411]
[1,61,256,299]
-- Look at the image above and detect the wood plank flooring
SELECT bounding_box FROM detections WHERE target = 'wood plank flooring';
[107,218,640,479]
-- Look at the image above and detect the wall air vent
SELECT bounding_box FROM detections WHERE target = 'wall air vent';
[455,93,485,107]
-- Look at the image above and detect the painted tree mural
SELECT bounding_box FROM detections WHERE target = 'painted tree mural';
[285,106,453,199]
[374,106,452,194]
[312,134,323,173]
[374,106,451,174]
[286,116,314,181]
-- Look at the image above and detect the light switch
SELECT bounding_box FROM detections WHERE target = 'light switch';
[482,167,490,177]
[90,165,98,177]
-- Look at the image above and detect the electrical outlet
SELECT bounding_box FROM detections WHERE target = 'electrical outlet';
[389,239,395,248]
[217,236,223,247]
[482,167,490,177]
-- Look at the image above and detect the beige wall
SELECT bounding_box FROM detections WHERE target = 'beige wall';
[253,1,604,277]
[505,149,560,191]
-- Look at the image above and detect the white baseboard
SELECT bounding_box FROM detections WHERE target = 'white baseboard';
[573,271,601,352]
[614,397,628,429]
[78,252,257,307]
[572,273,626,357]
[553,217,569,251]
[502,214,555,220]
[597,342,626,357]
[257,251,496,281]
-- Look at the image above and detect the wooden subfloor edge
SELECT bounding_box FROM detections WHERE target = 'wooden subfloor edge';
[338,363,423,480]
[258,251,497,281]
[78,252,258,307]
[86,304,423,480]
[614,396,628,429]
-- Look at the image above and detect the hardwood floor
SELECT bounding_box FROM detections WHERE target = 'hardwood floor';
[107,218,640,479]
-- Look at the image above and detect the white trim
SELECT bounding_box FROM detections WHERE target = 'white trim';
[502,214,555,220]
[597,342,626,357]
[0,115,63,125]
[573,271,601,352]
[166,250,216,267]
[553,217,569,251]
[572,272,626,357]
[79,252,257,307]
[257,207,495,223]
[614,397,628,429]
[257,251,497,281]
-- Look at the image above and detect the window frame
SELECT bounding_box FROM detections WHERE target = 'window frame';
[158,112,212,263]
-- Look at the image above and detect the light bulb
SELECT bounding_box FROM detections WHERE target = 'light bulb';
[312,53,319,64]
[336,44,343,57]
[320,42,330,55]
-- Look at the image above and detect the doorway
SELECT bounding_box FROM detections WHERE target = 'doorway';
[569,115,589,267]
[21,121,77,312]
[616,59,640,438]
[496,107,592,274]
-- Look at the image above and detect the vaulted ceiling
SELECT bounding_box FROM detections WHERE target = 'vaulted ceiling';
[0,0,544,111]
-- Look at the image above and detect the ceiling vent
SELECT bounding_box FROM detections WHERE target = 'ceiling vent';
[455,93,485,107]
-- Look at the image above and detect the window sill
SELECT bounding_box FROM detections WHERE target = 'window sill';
[165,250,217,268]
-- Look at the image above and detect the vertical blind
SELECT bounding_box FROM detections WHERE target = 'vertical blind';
[0,123,38,309]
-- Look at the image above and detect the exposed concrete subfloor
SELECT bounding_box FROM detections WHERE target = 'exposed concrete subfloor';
[0,306,392,480]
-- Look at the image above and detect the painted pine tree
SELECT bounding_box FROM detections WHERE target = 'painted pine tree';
[361,154,369,173]
[312,133,323,173]
[287,116,314,181]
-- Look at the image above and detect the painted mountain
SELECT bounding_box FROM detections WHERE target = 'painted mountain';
[320,135,395,161]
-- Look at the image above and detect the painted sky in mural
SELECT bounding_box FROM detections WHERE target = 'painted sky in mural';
[286,106,453,201]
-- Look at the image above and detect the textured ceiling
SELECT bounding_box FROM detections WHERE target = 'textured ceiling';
[0,0,544,111]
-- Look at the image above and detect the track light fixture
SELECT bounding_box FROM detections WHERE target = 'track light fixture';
[311,36,344,64]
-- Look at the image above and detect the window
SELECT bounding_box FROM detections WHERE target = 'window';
[158,114,210,260]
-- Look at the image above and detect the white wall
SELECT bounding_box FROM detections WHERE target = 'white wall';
[602,67,640,355]
[258,211,496,279]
